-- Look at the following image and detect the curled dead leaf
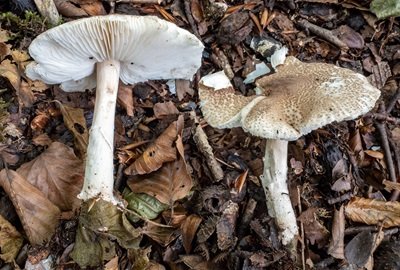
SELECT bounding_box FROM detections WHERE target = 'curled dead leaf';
[124,116,183,175]
[345,197,400,228]
[127,157,193,206]
[181,214,202,254]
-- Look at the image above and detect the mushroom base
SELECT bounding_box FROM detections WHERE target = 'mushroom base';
[261,139,298,247]
[78,60,121,204]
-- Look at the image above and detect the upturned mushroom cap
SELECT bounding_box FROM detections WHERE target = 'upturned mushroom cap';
[199,71,265,128]
[199,57,381,141]
[26,15,204,91]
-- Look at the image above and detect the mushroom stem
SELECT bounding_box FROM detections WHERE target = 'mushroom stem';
[261,139,298,247]
[78,60,121,204]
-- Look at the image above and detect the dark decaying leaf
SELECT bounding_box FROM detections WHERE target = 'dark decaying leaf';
[327,205,345,259]
[124,116,183,175]
[70,199,142,268]
[128,246,151,270]
[217,201,239,251]
[345,197,400,228]
[374,240,400,269]
[0,213,23,263]
[297,207,330,248]
[57,102,89,158]
[197,215,219,244]
[181,214,202,254]
[0,169,61,245]
[17,142,83,211]
[344,230,384,269]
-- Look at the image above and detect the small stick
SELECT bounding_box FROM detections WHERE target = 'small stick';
[385,87,400,113]
[184,1,200,38]
[389,139,400,200]
[327,192,352,204]
[297,19,348,50]
[297,186,306,270]
[116,0,163,3]
[368,113,400,125]
[375,103,397,201]
[193,125,224,181]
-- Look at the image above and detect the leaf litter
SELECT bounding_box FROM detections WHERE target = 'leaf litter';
[0,0,400,269]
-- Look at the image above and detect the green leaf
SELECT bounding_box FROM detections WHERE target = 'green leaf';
[370,0,400,19]
[124,189,168,222]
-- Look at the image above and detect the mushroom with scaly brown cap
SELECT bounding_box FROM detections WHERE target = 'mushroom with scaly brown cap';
[199,56,380,249]
[26,15,204,205]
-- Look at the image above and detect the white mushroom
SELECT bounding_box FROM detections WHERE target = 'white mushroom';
[199,57,380,248]
[26,15,204,204]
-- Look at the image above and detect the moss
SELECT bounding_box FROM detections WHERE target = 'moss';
[0,11,50,47]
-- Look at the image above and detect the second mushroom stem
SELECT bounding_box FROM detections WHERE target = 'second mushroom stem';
[78,60,121,204]
[261,139,298,248]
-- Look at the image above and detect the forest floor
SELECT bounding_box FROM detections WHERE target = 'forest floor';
[0,0,400,269]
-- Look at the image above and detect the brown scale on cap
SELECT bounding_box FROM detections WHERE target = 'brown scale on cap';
[199,72,265,129]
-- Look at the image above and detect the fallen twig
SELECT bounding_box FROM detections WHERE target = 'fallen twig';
[193,125,224,182]
[297,19,348,50]
[375,103,398,201]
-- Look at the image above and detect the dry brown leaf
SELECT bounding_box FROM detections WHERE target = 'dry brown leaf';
[80,1,106,15]
[0,43,11,60]
[175,79,194,101]
[30,113,50,131]
[127,157,193,205]
[0,144,19,165]
[328,205,345,259]
[0,59,20,91]
[11,50,30,62]
[297,207,330,248]
[124,116,183,175]
[0,29,10,43]
[19,80,35,107]
[17,142,83,210]
[32,133,53,146]
[104,256,118,270]
[142,222,177,247]
[345,197,400,228]
[0,214,23,263]
[57,102,89,158]
[383,180,400,192]
[364,150,384,159]
[153,101,179,119]
[28,79,48,92]
[0,169,61,245]
[162,204,187,227]
[117,83,134,116]
[181,214,202,254]
[190,0,203,23]
[260,8,269,29]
